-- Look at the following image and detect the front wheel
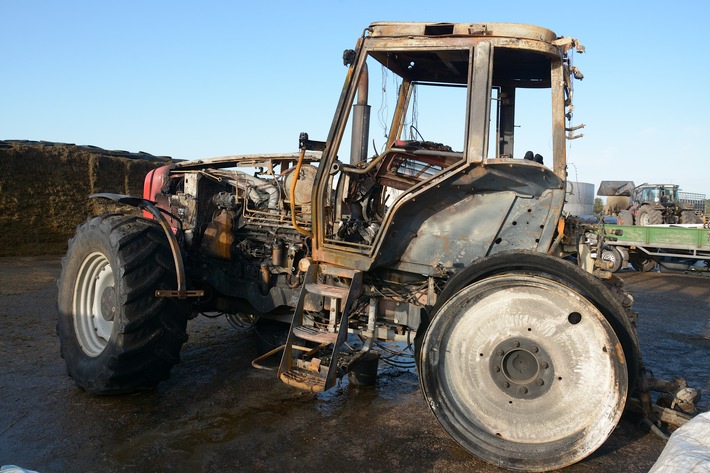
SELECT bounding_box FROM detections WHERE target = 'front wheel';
[420,273,627,471]
[636,206,662,226]
[57,215,189,394]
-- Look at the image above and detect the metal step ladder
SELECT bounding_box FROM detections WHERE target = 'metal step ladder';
[277,262,363,392]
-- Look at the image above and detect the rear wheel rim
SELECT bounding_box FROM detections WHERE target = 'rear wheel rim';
[421,274,627,471]
[73,252,115,357]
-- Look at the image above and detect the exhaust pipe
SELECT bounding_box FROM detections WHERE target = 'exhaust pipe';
[350,63,370,165]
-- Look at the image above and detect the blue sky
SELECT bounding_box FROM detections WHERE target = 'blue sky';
[2,0,709,196]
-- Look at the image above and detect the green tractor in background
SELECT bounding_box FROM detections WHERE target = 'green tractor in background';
[599,181,704,226]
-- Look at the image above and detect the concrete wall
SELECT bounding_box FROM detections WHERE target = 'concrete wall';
[0,141,171,256]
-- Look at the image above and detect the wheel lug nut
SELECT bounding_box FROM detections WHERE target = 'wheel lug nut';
[532,346,539,353]
[536,379,544,386]
[519,387,528,394]
[541,362,549,369]
[494,366,501,372]
[498,349,505,356]
[512,341,520,348]
[503,382,510,388]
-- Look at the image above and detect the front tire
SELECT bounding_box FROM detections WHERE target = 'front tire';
[57,215,189,394]
[636,206,662,225]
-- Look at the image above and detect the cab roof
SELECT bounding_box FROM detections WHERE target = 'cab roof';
[368,22,558,42]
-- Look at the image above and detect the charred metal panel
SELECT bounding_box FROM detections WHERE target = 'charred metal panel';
[375,160,564,275]
[398,191,513,270]
[396,190,560,274]
[468,42,492,164]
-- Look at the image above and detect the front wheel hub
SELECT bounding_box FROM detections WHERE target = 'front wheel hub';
[100,286,117,322]
[72,252,115,357]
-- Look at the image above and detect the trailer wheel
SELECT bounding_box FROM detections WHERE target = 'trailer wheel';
[57,215,189,394]
[629,253,657,272]
[636,206,662,226]
[420,271,627,471]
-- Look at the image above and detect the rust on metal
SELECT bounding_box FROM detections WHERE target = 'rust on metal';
[56,21,700,472]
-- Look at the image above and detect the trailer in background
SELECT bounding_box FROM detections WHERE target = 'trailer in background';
[600,224,710,274]
[678,191,706,213]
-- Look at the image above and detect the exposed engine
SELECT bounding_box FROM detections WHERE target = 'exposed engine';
[147,156,378,320]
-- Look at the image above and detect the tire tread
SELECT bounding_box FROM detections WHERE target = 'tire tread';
[57,214,189,394]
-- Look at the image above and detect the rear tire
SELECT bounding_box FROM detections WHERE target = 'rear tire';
[617,209,634,226]
[419,252,633,471]
[57,215,189,394]
[421,275,627,471]
[681,210,702,224]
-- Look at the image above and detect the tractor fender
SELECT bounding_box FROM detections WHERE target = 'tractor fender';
[88,193,198,299]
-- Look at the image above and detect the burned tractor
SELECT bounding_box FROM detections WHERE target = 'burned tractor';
[57,22,698,471]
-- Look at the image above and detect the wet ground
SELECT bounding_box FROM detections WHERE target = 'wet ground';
[1,256,708,472]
